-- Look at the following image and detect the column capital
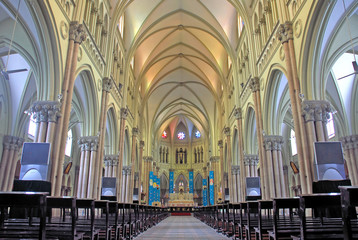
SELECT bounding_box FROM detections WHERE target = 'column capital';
[209,156,220,162]
[249,77,260,93]
[69,21,87,44]
[340,135,358,149]
[302,100,332,123]
[231,165,240,174]
[102,77,113,92]
[218,140,223,148]
[120,108,128,119]
[29,101,61,123]
[104,154,119,161]
[277,21,293,44]
[234,108,242,119]
[224,127,231,137]
[140,140,145,148]
[263,135,284,151]
[3,135,24,150]
[132,127,139,136]
[78,136,99,151]
[143,156,153,162]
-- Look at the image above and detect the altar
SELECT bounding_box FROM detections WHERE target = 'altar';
[168,185,195,207]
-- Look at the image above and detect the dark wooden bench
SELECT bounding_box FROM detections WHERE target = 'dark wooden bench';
[254,200,273,240]
[76,198,100,239]
[0,191,47,239]
[339,186,358,240]
[291,193,344,240]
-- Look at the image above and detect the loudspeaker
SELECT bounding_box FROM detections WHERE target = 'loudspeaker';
[133,188,139,201]
[224,188,230,201]
[101,177,116,196]
[19,143,51,181]
[246,177,261,196]
[314,142,346,180]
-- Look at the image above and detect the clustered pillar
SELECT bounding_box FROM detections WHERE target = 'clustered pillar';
[340,136,358,185]
[224,127,233,202]
[302,100,332,182]
[121,166,131,202]
[53,22,87,196]
[210,156,220,203]
[263,136,286,198]
[104,155,119,177]
[249,77,268,199]
[117,108,128,201]
[77,136,99,198]
[0,136,24,191]
[231,165,240,203]
[142,156,153,203]
[129,127,138,202]
[243,154,259,178]
[234,108,246,201]
[218,140,224,198]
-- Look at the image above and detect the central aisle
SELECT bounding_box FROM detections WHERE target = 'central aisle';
[135,216,231,240]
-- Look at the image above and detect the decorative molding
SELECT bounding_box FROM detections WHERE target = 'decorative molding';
[302,100,332,123]
[29,101,61,123]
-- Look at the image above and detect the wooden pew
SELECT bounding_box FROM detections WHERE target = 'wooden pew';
[291,193,344,240]
[339,186,358,240]
[46,196,84,240]
[0,191,47,239]
[254,200,273,240]
[268,197,300,240]
[76,198,99,239]
[237,202,247,240]
[245,201,259,240]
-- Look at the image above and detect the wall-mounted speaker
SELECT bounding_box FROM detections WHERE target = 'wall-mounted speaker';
[19,143,51,181]
[101,177,116,196]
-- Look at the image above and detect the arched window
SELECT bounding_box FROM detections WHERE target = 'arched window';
[238,15,244,36]
[118,15,124,38]
[326,112,335,139]
[177,131,185,140]
[65,129,73,156]
[28,115,36,138]
[290,129,297,156]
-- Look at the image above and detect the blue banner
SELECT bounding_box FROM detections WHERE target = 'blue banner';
[169,171,174,193]
[149,171,154,206]
[157,176,161,203]
[189,171,194,193]
[153,175,157,204]
[203,179,208,206]
[209,171,214,205]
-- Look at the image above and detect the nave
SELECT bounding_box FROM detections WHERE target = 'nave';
[135,216,230,240]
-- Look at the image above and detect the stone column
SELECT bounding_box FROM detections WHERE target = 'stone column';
[129,127,139,202]
[143,156,153,203]
[126,166,132,202]
[138,141,144,197]
[87,138,99,198]
[210,156,220,203]
[231,165,239,203]
[263,136,286,198]
[77,136,98,198]
[249,77,268,199]
[104,159,110,177]
[53,22,87,196]
[340,135,358,185]
[121,167,127,202]
[278,22,310,194]
[302,100,332,182]
[29,102,61,186]
[224,127,233,202]
[95,77,113,199]
[0,136,24,191]
[117,108,128,201]
[234,108,246,201]
[218,140,224,197]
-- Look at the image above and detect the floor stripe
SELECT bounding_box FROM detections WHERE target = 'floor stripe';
[134,216,231,240]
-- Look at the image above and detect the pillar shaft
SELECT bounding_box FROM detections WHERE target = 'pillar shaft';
[117,108,128,200]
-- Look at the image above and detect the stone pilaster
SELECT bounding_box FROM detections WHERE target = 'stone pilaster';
[340,135,358,185]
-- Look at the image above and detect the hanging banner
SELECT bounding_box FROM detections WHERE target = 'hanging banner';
[203,178,208,206]
[157,176,161,203]
[153,175,157,204]
[149,171,154,206]
[189,171,194,193]
[169,171,174,193]
[209,171,214,205]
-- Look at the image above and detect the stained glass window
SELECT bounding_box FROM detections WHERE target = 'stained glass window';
[291,129,297,156]
[177,132,185,140]
[162,131,167,138]
[195,130,201,138]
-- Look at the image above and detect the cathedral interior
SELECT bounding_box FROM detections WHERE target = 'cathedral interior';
[0,0,358,228]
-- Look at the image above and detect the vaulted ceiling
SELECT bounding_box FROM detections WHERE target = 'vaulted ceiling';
[118,0,249,140]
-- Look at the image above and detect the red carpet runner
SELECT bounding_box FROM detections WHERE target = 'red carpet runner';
[171,212,191,216]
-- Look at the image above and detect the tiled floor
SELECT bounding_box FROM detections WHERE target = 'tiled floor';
[134,216,231,240]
